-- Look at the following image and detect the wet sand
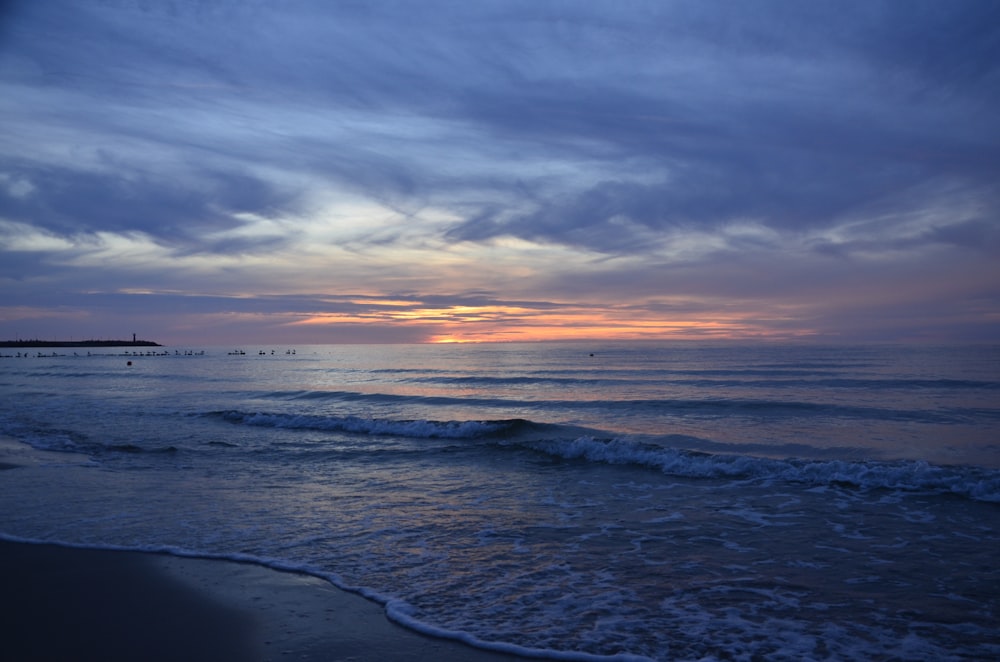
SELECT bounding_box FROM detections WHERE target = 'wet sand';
[0,539,530,662]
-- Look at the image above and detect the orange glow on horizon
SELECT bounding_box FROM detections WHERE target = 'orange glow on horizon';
[280,298,816,343]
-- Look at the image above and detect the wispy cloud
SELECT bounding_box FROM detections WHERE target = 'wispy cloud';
[1,0,997,343]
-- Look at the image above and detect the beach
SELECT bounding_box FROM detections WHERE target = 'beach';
[2,344,998,659]
[0,537,524,661]
[1,437,525,662]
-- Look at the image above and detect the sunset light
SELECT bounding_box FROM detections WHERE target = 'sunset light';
[0,2,996,345]
[1,5,997,659]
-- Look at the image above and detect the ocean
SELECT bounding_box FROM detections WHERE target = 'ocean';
[1,342,998,660]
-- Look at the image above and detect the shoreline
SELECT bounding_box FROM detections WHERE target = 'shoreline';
[0,538,529,662]
[0,438,527,662]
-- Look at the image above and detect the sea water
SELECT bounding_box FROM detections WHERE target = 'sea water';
[1,342,998,660]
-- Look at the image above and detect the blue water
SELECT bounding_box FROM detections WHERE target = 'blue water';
[1,342,998,660]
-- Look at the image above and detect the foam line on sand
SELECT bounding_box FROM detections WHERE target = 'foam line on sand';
[0,539,527,661]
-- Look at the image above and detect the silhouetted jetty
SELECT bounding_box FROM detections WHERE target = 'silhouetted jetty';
[0,339,161,348]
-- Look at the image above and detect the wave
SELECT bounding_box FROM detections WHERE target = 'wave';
[251,388,994,424]
[1,427,179,456]
[0,534,654,662]
[9,371,108,379]
[615,399,992,423]
[402,373,999,390]
[512,437,1000,503]
[259,389,513,408]
[206,409,1000,502]
[209,410,537,439]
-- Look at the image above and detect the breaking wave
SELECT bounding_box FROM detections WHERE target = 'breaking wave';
[208,410,1000,502]
[514,436,1000,502]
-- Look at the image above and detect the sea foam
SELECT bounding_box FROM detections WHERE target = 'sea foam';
[516,436,1000,502]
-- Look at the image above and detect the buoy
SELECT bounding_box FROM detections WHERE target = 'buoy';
[127,361,132,366]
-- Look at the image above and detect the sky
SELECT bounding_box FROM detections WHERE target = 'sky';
[1,0,998,345]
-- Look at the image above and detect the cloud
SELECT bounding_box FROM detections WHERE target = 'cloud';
[0,0,997,343]
[0,163,296,243]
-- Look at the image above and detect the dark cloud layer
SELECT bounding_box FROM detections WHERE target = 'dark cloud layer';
[1,1,998,343]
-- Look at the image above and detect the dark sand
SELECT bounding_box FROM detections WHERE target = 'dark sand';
[0,539,533,662]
